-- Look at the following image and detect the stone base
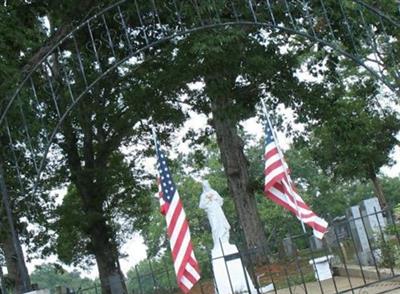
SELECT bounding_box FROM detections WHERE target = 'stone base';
[211,243,257,294]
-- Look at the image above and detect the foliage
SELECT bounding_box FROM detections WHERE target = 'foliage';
[0,1,399,291]
[142,133,400,261]
[30,264,97,293]
[302,97,399,181]
[52,150,153,266]
[126,255,178,294]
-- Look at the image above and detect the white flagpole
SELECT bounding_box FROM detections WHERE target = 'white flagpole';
[152,128,160,157]
[260,99,307,233]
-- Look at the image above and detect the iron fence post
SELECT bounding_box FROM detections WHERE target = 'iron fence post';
[287,226,308,294]
[148,259,157,291]
[307,231,325,294]
[332,221,355,294]
[261,242,278,294]
[374,206,395,277]
[321,234,339,293]
[237,247,252,294]
[162,258,173,291]
[135,265,144,294]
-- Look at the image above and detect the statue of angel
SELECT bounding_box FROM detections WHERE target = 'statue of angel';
[199,180,231,248]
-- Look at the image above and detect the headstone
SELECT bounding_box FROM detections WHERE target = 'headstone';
[359,197,386,236]
[326,215,350,247]
[282,236,295,257]
[347,205,371,265]
[310,235,324,251]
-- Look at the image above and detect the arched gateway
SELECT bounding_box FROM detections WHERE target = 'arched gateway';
[0,1,399,293]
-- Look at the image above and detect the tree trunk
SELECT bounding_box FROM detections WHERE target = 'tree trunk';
[85,207,127,294]
[210,96,268,251]
[0,215,31,294]
[369,171,387,209]
[61,121,127,294]
[0,161,31,294]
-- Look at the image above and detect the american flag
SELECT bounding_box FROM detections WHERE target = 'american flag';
[263,124,328,239]
[155,140,201,293]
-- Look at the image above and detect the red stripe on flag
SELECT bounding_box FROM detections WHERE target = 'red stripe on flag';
[264,146,279,159]
[177,241,193,280]
[167,201,183,237]
[273,181,309,210]
[264,171,285,191]
[263,129,328,239]
[171,221,189,259]
[264,160,285,176]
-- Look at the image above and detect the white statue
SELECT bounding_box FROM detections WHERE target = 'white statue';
[199,180,231,249]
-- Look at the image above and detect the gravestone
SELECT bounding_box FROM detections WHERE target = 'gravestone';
[359,197,386,264]
[347,198,386,266]
[283,236,295,257]
[310,235,324,251]
[359,197,386,236]
[347,205,371,265]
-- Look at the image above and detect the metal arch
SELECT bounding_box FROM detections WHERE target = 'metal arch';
[0,0,399,127]
[0,0,399,221]
[25,22,400,195]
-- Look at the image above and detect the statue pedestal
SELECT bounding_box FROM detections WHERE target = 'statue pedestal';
[211,243,257,294]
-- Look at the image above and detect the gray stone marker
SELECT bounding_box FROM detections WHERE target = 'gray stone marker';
[347,205,371,265]
[347,197,386,266]
[283,236,295,257]
[310,235,324,251]
[359,197,386,237]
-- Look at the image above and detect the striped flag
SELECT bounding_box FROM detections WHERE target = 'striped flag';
[263,123,328,239]
[155,139,201,293]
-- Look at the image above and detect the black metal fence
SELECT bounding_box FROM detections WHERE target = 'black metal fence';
[74,205,400,294]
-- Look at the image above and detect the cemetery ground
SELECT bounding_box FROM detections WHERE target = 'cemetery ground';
[124,201,400,294]
[28,200,400,294]
[183,248,400,294]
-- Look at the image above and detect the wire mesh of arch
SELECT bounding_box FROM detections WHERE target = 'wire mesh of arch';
[0,0,399,227]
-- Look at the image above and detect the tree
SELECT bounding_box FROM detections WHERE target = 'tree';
[30,264,96,293]
[4,3,188,293]
[136,22,327,252]
[2,2,399,293]
[296,88,400,208]
[0,2,51,292]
